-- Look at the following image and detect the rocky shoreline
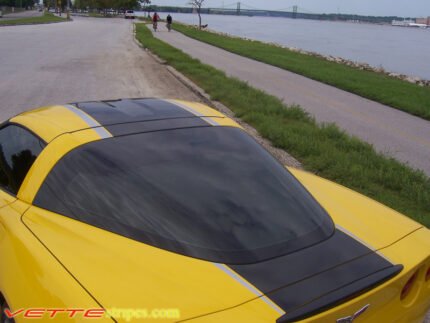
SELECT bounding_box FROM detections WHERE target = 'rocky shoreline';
[294,48,430,87]
[202,27,430,87]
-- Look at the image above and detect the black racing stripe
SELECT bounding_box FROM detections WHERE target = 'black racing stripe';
[75,99,195,125]
[277,265,402,322]
[229,229,401,320]
[105,118,209,136]
[230,230,379,293]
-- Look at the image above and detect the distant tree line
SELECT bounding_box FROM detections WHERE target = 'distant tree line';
[144,5,412,24]
[0,0,36,8]
[69,0,149,10]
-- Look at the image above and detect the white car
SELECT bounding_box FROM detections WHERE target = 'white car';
[125,10,135,19]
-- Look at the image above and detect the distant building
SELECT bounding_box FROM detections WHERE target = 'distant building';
[392,17,429,27]
[415,17,430,25]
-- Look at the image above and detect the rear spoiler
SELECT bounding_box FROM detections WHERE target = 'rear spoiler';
[277,264,403,322]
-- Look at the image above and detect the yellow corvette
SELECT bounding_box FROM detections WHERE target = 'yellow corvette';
[0,98,429,323]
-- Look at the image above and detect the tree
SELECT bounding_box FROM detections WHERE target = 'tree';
[140,0,150,13]
[0,0,36,8]
[140,0,150,7]
[188,0,204,29]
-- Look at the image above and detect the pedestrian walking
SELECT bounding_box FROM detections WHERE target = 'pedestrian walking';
[166,14,173,32]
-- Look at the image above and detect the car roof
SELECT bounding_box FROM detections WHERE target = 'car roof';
[13,99,241,204]
[10,98,240,143]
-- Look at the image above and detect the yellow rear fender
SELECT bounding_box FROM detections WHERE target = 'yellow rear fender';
[0,200,112,323]
[288,167,422,252]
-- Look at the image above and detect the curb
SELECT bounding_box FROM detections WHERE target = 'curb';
[165,65,212,106]
[164,62,302,168]
[132,23,167,65]
[133,24,302,168]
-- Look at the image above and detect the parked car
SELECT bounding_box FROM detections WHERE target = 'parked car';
[125,9,135,19]
[0,98,429,323]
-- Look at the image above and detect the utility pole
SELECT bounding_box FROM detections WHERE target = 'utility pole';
[66,0,70,19]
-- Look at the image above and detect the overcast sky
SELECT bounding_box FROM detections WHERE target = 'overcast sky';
[152,0,430,17]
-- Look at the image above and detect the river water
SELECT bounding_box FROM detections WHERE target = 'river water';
[143,12,430,80]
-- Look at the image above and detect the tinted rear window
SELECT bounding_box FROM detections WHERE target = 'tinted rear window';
[35,127,333,264]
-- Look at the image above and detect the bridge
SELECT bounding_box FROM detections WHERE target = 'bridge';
[152,3,400,23]
[196,3,313,18]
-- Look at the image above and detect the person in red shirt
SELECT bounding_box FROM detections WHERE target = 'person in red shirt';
[152,12,160,31]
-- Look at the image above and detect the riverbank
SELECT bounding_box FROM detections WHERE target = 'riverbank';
[172,23,430,121]
[0,12,67,26]
[152,23,430,176]
[135,23,430,228]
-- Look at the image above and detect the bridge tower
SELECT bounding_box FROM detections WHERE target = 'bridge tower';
[293,5,298,18]
[236,2,241,15]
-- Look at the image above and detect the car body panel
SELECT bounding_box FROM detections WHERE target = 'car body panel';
[22,206,283,322]
[17,129,105,204]
[184,228,430,323]
[0,200,112,323]
[289,168,422,251]
[166,99,242,128]
[10,105,104,143]
[21,167,429,321]
[289,227,430,323]
[0,190,16,209]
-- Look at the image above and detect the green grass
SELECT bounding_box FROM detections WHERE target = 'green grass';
[88,12,104,18]
[138,16,152,22]
[135,23,430,227]
[172,24,430,121]
[0,12,67,25]
[1,7,25,15]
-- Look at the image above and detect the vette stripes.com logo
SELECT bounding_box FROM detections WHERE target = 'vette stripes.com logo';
[3,308,181,321]
[3,309,105,319]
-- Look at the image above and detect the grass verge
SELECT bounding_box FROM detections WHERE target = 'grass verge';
[172,23,430,121]
[1,7,25,15]
[88,12,105,18]
[135,23,430,227]
[0,12,67,25]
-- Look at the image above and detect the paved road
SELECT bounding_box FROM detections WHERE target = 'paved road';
[153,26,430,177]
[0,16,200,120]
